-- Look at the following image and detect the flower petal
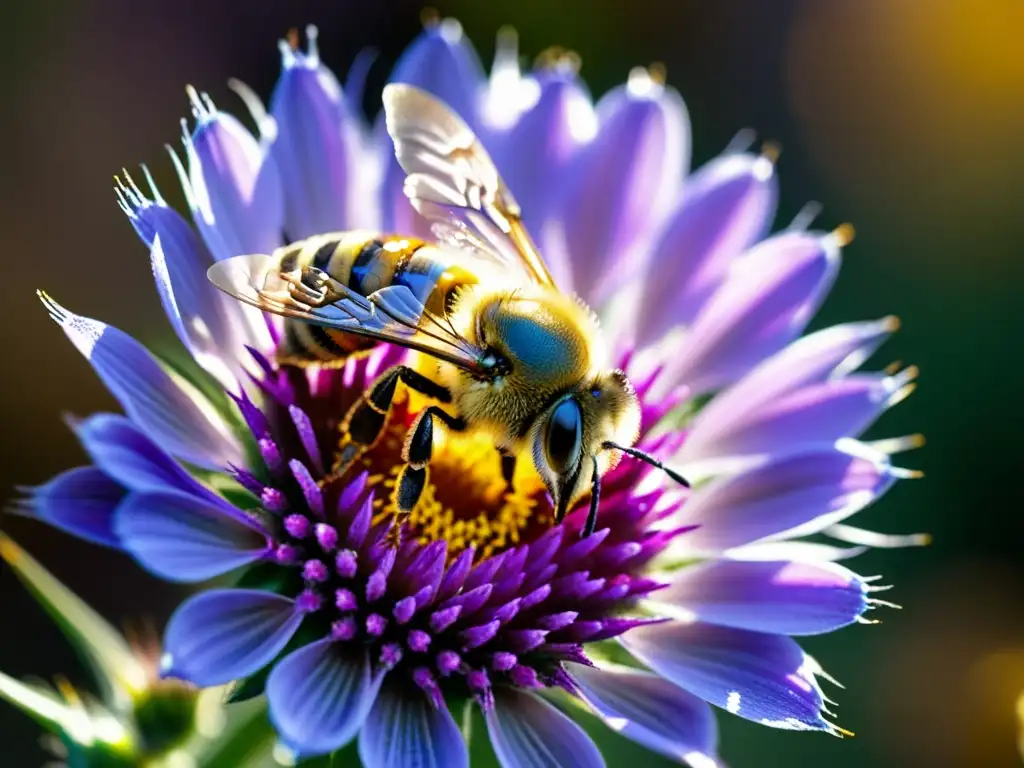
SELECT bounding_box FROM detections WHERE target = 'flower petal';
[72,414,223,503]
[387,18,484,129]
[654,559,869,635]
[0,534,149,704]
[118,174,270,390]
[270,29,365,239]
[151,234,270,391]
[39,295,243,470]
[182,98,284,261]
[381,18,486,238]
[620,621,832,731]
[20,467,125,548]
[722,541,868,563]
[660,231,842,396]
[687,371,915,475]
[162,589,302,687]
[681,317,899,469]
[267,639,382,755]
[635,151,778,345]
[115,491,268,583]
[486,686,605,768]
[496,70,596,289]
[570,663,719,765]
[678,446,898,552]
[358,675,468,768]
[558,70,689,307]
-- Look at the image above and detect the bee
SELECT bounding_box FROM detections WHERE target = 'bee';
[208,84,689,539]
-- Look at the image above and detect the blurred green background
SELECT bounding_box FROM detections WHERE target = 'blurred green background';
[0,0,1022,766]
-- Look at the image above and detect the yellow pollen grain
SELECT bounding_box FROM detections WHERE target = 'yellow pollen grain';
[421,7,440,27]
[348,411,550,561]
[761,141,782,164]
[833,222,856,247]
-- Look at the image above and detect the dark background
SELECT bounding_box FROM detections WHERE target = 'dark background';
[1,1,1022,766]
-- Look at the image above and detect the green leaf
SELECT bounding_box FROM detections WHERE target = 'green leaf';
[0,673,138,764]
[189,698,277,768]
[233,561,303,596]
[0,534,148,709]
[133,682,199,756]
[0,672,71,731]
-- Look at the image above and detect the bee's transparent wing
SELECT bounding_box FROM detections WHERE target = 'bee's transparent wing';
[208,254,491,374]
[382,83,556,288]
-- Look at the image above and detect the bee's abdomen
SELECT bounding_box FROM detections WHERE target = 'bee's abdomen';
[273,232,382,367]
[271,233,477,368]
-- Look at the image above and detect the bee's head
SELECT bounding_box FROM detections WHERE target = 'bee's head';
[529,369,642,533]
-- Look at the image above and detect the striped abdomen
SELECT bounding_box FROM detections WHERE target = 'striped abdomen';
[274,231,478,367]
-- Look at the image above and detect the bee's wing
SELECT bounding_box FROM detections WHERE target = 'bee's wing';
[208,254,492,375]
[383,83,556,288]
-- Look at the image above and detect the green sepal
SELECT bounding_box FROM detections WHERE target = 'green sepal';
[188,698,276,768]
[233,560,303,596]
[0,534,148,709]
[132,682,198,756]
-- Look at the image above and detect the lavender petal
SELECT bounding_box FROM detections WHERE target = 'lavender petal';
[678,446,899,552]
[269,28,365,239]
[570,663,719,765]
[120,178,269,390]
[655,559,869,635]
[358,676,468,768]
[386,18,484,129]
[39,295,243,470]
[496,69,596,289]
[558,70,689,307]
[182,99,284,261]
[71,413,235,520]
[659,231,842,396]
[162,589,302,686]
[681,317,901,471]
[115,491,268,583]
[20,467,125,548]
[620,621,832,731]
[635,151,778,345]
[381,18,486,238]
[486,686,606,768]
[686,371,915,473]
[267,638,383,756]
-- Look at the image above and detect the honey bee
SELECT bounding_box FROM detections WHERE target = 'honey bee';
[208,84,688,539]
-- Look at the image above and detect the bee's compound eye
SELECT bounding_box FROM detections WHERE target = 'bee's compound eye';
[544,398,583,475]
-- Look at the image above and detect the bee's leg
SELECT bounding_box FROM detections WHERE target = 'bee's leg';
[288,266,345,307]
[500,453,517,492]
[332,365,452,476]
[393,406,467,536]
[582,455,602,538]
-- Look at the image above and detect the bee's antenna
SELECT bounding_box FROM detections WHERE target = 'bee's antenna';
[582,455,601,538]
[602,441,690,488]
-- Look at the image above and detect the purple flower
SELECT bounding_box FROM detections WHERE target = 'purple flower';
[21,17,925,767]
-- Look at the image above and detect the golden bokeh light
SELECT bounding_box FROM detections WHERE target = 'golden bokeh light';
[788,0,1024,272]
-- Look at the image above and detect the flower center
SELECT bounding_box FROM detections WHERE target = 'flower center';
[334,404,553,561]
